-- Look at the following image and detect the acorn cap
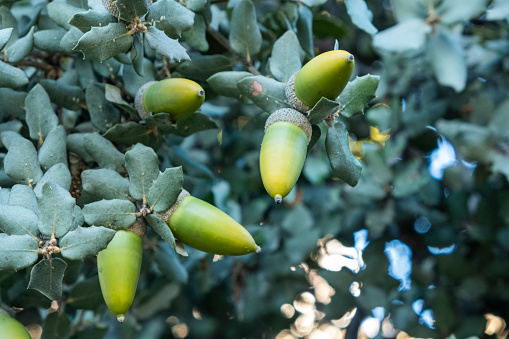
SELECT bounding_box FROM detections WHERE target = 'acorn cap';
[265,108,312,144]
[156,189,191,224]
[134,81,156,119]
[285,72,311,114]
[102,0,153,19]
[127,218,147,237]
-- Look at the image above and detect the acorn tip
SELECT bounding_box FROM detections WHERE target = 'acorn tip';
[117,315,125,323]
[256,246,262,253]
[274,194,283,204]
[198,89,205,97]
[347,54,355,62]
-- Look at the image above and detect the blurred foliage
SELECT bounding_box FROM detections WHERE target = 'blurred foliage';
[0,0,508,338]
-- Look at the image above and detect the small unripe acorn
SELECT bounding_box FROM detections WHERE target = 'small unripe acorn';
[259,108,312,204]
[135,78,205,121]
[161,190,260,256]
[97,230,142,323]
[286,50,355,112]
[0,314,31,339]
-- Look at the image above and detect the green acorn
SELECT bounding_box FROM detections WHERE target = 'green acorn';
[97,230,142,323]
[286,50,355,112]
[158,190,260,256]
[0,314,31,339]
[135,78,205,121]
[259,108,312,204]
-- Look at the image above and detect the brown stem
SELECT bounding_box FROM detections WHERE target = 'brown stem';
[205,24,261,76]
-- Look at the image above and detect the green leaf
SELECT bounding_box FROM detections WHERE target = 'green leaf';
[229,0,261,58]
[39,79,86,110]
[0,123,21,149]
[0,60,29,88]
[123,58,156,97]
[104,84,139,118]
[176,55,232,82]
[103,122,162,147]
[25,84,59,142]
[390,0,428,22]
[146,214,176,250]
[147,167,183,212]
[296,5,314,58]
[182,14,208,52]
[307,97,339,125]
[372,18,430,53]
[34,163,72,198]
[60,226,116,260]
[41,311,71,339]
[337,74,380,118]
[0,6,17,46]
[0,88,26,119]
[4,137,43,186]
[207,71,252,99]
[182,0,207,11]
[146,112,218,137]
[29,258,67,300]
[282,205,313,234]
[131,33,144,76]
[146,0,195,38]
[6,26,34,63]
[0,234,39,270]
[74,23,133,62]
[39,126,68,171]
[297,0,327,7]
[82,199,136,229]
[8,184,38,215]
[67,133,95,163]
[486,0,509,21]
[71,205,85,231]
[325,122,362,187]
[60,27,84,53]
[269,30,302,82]
[81,169,131,201]
[0,206,39,236]
[236,76,290,113]
[345,0,378,35]
[47,2,86,30]
[1,131,23,150]
[437,0,488,25]
[428,29,466,93]
[33,29,66,53]
[153,242,188,283]
[67,276,103,310]
[86,83,121,132]
[69,9,117,33]
[37,183,75,238]
[125,143,160,201]
[0,27,13,50]
[145,26,189,62]
[83,133,125,173]
[116,0,149,22]
[307,124,321,154]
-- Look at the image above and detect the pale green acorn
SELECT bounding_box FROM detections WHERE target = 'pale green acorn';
[259,108,312,204]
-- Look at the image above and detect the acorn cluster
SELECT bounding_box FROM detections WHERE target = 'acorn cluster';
[261,50,355,203]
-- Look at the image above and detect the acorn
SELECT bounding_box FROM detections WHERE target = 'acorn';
[0,314,31,339]
[135,78,205,121]
[158,190,260,256]
[259,108,312,204]
[286,50,355,113]
[97,230,142,323]
[102,0,153,19]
